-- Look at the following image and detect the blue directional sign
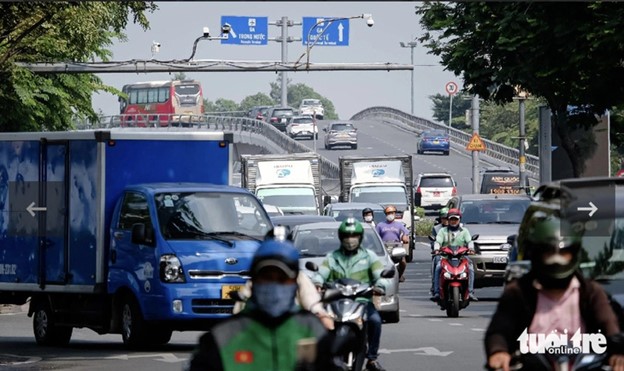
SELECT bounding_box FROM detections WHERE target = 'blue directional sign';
[302,17,350,46]
[220,16,268,45]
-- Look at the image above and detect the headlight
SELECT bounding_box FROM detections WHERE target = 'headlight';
[160,254,186,283]
[443,272,452,279]
[459,272,467,279]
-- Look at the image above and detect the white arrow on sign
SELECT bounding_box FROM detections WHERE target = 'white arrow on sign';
[26,201,46,217]
[338,23,344,42]
[229,26,237,38]
[577,201,598,217]
[378,347,453,356]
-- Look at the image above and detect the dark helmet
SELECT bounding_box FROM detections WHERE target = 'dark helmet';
[251,239,299,280]
[447,208,461,219]
[520,212,582,286]
[362,207,374,217]
[338,217,364,241]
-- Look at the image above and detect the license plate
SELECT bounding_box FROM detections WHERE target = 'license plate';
[433,191,441,197]
[433,140,439,144]
[493,256,508,264]
[221,284,244,299]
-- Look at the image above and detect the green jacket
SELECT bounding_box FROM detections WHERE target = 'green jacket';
[434,226,473,251]
[188,309,327,371]
[312,247,389,301]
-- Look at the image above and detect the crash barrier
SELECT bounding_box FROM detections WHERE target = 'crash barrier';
[82,114,341,181]
[350,106,540,179]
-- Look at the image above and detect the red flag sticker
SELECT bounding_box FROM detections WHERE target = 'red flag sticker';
[235,350,254,364]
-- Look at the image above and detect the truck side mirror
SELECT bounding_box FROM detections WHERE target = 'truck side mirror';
[132,223,155,247]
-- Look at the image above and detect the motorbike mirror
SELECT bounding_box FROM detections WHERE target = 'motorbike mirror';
[305,261,319,272]
[322,288,342,301]
[391,247,407,259]
[380,267,395,279]
[428,235,436,242]
[471,234,479,241]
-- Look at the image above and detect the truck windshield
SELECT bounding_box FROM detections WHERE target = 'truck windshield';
[155,192,271,240]
[256,187,317,215]
[350,186,408,207]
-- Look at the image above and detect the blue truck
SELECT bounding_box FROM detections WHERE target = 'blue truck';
[0,129,271,347]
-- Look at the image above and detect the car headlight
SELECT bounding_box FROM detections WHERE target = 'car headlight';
[160,254,186,283]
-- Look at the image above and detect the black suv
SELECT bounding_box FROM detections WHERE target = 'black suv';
[266,106,295,132]
[505,177,624,323]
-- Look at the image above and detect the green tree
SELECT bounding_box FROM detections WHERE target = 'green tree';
[0,2,156,132]
[417,2,624,177]
[239,92,274,113]
[172,72,188,81]
[203,98,239,113]
[430,92,472,129]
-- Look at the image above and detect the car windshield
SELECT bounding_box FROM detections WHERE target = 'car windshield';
[294,226,384,257]
[303,99,321,106]
[330,123,354,131]
[256,187,317,215]
[423,131,447,139]
[459,199,530,224]
[292,117,313,124]
[350,186,408,207]
[329,208,386,224]
[272,109,293,116]
[174,84,200,96]
[155,192,271,240]
[419,177,454,188]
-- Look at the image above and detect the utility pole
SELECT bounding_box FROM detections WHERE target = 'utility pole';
[471,95,480,194]
[518,97,527,193]
[399,41,417,115]
[269,17,302,107]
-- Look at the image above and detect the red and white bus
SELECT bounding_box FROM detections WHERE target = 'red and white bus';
[118,80,204,126]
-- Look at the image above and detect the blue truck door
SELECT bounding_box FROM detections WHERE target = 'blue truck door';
[41,141,69,285]
[110,191,158,298]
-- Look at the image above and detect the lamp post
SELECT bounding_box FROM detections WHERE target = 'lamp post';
[294,14,374,70]
[515,88,530,193]
[399,40,417,116]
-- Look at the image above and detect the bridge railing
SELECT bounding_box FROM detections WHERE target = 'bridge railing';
[82,114,340,180]
[350,106,539,178]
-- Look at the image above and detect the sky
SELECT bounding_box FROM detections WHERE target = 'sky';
[91,1,460,121]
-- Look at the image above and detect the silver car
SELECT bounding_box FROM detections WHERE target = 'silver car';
[444,194,531,288]
[292,221,402,323]
[323,121,358,150]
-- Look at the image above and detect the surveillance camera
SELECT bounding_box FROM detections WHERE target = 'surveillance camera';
[221,23,232,34]
[152,41,161,48]
[155,42,161,47]
[366,18,374,27]
[203,27,210,37]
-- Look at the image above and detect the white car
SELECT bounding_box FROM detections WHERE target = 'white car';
[299,99,324,120]
[286,116,319,140]
[414,172,457,209]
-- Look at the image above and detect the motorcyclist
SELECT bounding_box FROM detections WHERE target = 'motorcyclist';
[431,208,478,302]
[376,205,409,282]
[362,207,376,228]
[430,207,449,294]
[313,218,390,371]
[485,213,624,371]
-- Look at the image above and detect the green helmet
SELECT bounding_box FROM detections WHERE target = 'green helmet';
[338,217,364,240]
[520,212,582,284]
[439,207,450,218]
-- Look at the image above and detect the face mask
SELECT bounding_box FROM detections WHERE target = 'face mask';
[448,219,460,231]
[341,236,360,251]
[364,215,373,222]
[386,214,395,222]
[252,282,297,318]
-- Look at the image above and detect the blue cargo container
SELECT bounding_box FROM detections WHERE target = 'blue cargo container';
[0,129,271,347]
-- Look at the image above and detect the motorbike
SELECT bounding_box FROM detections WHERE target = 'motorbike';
[306,261,395,371]
[488,349,612,371]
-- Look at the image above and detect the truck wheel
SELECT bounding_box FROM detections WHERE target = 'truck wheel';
[121,296,149,347]
[33,300,73,346]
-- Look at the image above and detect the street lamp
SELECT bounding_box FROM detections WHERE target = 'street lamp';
[293,14,374,70]
[399,40,417,115]
[185,24,231,62]
[514,87,530,194]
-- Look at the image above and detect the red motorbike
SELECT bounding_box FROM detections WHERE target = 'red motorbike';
[435,244,474,318]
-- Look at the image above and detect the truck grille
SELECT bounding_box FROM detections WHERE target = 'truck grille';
[191,299,235,314]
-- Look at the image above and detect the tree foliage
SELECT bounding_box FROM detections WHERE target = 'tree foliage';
[0,2,156,132]
[239,93,274,113]
[417,2,624,176]
[430,92,472,130]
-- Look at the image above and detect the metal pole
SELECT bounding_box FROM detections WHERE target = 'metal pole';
[313,112,317,153]
[448,94,453,131]
[519,98,527,192]
[280,16,288,107]
[410,46,414,115]
[472,95,480,194]
[538,105,552,184]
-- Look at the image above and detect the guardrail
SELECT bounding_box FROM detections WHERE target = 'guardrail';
[82,114,341,180]
[350,106,539,178]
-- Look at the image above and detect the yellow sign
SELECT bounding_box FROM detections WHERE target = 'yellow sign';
[465,133,486,151]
